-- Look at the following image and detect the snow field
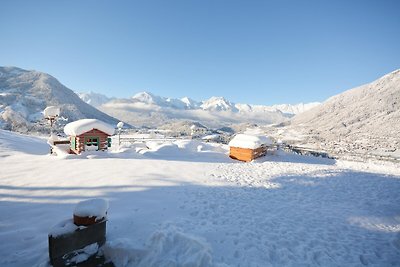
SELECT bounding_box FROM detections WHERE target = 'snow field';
[206,158,400,266]
[0,130,399,266]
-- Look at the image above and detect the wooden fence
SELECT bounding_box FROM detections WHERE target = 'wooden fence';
[281,144,400,163]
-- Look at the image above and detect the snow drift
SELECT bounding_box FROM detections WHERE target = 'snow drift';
[103,228,219,267]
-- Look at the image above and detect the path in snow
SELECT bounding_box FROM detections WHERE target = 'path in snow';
[195,159,400,266]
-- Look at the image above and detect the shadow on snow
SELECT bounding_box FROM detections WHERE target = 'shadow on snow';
[0,168,399,266]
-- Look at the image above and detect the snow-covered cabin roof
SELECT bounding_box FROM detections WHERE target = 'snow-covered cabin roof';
[228,134,272,149]
[64,119,115,136]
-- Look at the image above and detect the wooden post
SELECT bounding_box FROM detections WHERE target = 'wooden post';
[49,218,113,266]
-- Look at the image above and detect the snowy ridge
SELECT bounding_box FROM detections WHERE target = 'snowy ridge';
[181,96,200,109]
[0,66,120,133]
[131,92,195,110]
[81,91,319,115]
[266,102,321,115]
[287,69,400,155]
[132,92,165,106]
[79,91,319,128]
[77,91,114,107]
[200,97,237,112]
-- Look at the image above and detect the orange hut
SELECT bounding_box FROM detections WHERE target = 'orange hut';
[229,134,272,162]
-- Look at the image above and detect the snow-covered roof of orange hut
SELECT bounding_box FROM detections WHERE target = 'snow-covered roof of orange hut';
[64,119,115,136]
[228,134,272,149]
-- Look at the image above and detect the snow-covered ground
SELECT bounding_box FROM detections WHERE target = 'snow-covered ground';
[0,129,400,266]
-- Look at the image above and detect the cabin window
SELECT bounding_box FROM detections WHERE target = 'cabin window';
[85,137,99,150]
[92,139,98,146]
[107,137,112,147]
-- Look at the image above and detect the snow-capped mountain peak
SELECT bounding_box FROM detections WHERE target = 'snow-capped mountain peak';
[131,91,163,105]
[77,91,113,107]
[131,92,192,109]
[164,98,186,109]
[181,97,200,109]
[200,96,238,112]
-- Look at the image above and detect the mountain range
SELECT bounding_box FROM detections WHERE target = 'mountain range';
[0,66,319,133]
[77,91,319,128]
[78,91,319,115]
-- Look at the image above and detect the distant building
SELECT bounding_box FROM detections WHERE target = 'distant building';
[190,124,208,138]
[64,119,115,154]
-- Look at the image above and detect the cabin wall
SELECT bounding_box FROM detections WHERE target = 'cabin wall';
[229,146,267,162]
[76,136,86,154]
[69,129,111,154]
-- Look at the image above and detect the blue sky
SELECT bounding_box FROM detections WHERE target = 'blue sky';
[1,0,399,105]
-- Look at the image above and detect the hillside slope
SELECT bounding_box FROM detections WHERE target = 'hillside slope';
[289,69,400,155]
[0,67,119,133]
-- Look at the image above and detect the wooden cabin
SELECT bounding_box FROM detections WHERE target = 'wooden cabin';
[228,134,272,162]
[64,119,115,154]
[229,146,268,162]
